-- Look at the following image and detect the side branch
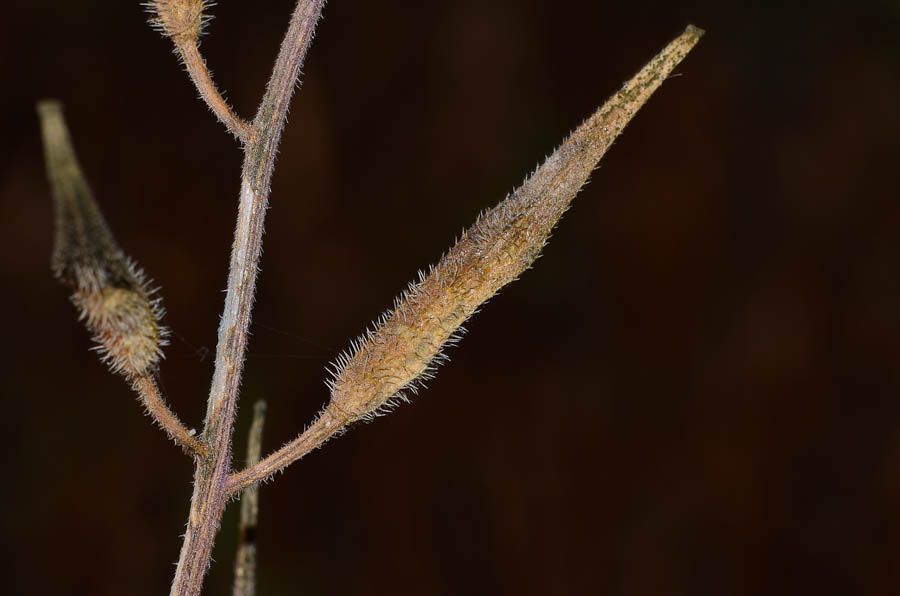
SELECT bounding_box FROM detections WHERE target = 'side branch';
[178,42,251,142]
[226,408,340,495]
[134,375,209,459]
[148,1,250,141]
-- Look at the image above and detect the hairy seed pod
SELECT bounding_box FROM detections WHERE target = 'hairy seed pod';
[326,25,704,423]
[146,0,211,44]
[38,100,167,378]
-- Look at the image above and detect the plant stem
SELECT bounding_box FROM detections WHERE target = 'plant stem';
[226,407,341,496]
[177,41,251,142]
[168,2,325,595]
[134,375,208,459]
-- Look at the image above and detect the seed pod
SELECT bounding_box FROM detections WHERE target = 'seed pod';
[146,0,211,44]
[326,25,704,423]
[38,100,167,378]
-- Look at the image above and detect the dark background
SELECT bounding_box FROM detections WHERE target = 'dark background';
[2,1,900,594]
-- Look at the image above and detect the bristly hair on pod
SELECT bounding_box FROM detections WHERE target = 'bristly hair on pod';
[145,0,214,44]
[323,25,705,426]
[323,271,470,423]
[38,100,168,379]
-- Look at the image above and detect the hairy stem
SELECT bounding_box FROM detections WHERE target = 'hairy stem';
[178,41,251,141]
[233,400,267,596]
[226,408,340,496]
[134,375,208,459]
[168,2,325,595]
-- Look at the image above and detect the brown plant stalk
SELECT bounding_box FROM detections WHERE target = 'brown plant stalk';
[42,2,702,594]
[161,1,327,594]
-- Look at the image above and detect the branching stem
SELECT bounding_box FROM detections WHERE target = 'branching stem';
[168,2,325,595]
[147,3,700,592]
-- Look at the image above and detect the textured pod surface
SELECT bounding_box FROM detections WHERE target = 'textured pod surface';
[326,25,704,422]
[39,100,167,378]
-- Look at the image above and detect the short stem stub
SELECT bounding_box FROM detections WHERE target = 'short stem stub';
[232,400,267,596]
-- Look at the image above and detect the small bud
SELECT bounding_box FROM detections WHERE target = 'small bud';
[146,0,211,45]
[326,25,703,422]
[38,100,168,378]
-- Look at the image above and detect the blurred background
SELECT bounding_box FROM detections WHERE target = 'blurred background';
[2,0,900,594]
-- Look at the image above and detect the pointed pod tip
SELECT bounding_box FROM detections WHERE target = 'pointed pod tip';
[37,99,63,116]
[253,400,268,416]
[36,101,66,137]
[685,24,706,39]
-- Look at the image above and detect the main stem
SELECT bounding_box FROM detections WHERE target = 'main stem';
[169,2,325,595]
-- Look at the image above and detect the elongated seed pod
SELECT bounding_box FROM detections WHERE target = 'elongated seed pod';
[38,100,167,378]
[326,25,704,423]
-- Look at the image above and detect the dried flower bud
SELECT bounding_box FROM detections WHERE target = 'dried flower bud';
[326,25,704,423]
[146,0,211,44]
[38,100,168,378]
